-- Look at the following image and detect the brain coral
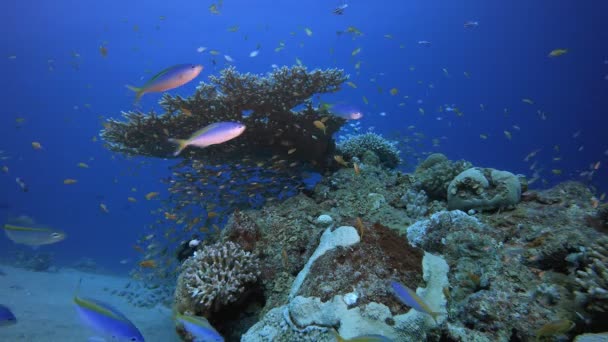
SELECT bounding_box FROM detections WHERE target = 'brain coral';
[175,241,261,315]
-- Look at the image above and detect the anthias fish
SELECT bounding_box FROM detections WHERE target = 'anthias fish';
[74,296,145,341]
[0,304,16,326]
[175,313,224,342]
[127,64,203,101]
[169,122,246,156]
[3,224,65,247]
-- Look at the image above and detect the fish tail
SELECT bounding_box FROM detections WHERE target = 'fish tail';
[125,85,144,102]
[430,311,443,324]
[168,138,188,156]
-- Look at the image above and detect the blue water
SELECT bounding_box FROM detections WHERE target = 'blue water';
[1,0,607,270]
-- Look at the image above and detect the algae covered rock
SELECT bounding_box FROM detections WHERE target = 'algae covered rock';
[447,167,522,211]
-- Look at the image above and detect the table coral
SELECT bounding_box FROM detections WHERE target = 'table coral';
[101,66,347,169]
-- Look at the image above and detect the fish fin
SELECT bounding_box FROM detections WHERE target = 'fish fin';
[331,329,344,342]
[168,139,188,156]
[125,85,144,102]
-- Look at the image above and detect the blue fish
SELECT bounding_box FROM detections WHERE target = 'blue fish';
[175,313,224,342]
[390,280,441,324]
[74,296,145,341]
[126,64,203,102]
[0,304,16,326]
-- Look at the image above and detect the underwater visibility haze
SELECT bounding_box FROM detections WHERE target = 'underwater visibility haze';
[1,0,608,341]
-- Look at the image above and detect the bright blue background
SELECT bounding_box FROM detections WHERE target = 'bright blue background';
[1,0,607,271]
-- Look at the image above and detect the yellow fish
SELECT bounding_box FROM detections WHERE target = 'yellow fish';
[548,49,568,57]
[304,28,313,36]
[31,142,42,150]
[536,320,574,341]
[390,88,398,96]
[313,120,326,134]
[351,47,361,56]
[346,81,357,88]
[504,131,512,140]
[334,155,348,167]
[145,192,159,200]
[63,179,78,185]
[77,162,89,168]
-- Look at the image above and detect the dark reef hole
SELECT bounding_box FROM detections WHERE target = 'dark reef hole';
[208,283,267,342]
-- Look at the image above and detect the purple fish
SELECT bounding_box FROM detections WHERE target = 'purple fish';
[168,122,246,156]
[74,296,144,341]
[126,64,203,101]
[390,280,441,323]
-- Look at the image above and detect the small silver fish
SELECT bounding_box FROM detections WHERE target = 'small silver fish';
[3,222,65,248]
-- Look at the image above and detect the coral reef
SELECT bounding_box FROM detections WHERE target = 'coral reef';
[174,241,261,316]
[574,237,608,313]
[161,150,607,341]
[413,153,472,200]
[312,164,417,230]
[447,167,523,211]
[336,132,401,169]
[400,189,429,219]
[243,252,448,342]
[101,66,347,169]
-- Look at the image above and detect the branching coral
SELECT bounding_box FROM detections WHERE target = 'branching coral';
[336,132,401,169]
[175,241,261,316]
[574,237,608,313]
[101,66,348,169]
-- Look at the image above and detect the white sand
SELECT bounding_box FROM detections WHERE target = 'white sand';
[0,265,180,342]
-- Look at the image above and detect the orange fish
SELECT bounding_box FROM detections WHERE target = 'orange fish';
[353,163,360,175]
[99,45,108,57]
[207,212,218,219]
[355,217,365,239]
[139,259,157,268]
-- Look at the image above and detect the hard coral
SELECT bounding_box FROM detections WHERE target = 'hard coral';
[574,237,608,313]
[413,153,472,200]
[101,65,347,169]
[336,132,401,169]
[174,241,261,316]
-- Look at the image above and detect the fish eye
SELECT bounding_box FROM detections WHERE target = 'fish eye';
[51,233,61,238]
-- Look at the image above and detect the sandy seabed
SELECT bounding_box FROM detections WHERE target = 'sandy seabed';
[0,265,180,342]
